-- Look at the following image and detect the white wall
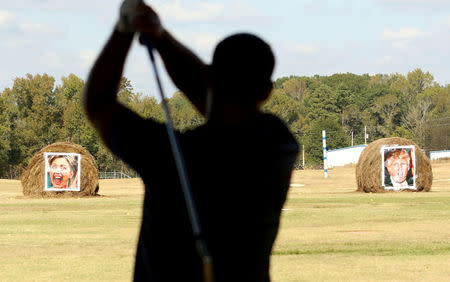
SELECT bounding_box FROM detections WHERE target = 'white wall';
[327,145,367,167]
[429,150,450,161]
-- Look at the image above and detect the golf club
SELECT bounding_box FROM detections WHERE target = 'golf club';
[138,18,214,282]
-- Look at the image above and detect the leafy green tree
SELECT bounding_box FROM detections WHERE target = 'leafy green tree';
[389,69,434,106]
[341,104,364,141]
[302,84,340,122]
[129,93,164,121]
[319,73,371,114]
[356,82,391,112]
[55,74,87,143]
[371,93,402,136]
[9,74,61,166]
[0,92,11,175]
[389,73,409,97]
[401,99,432,147]
[280,76,308,102]
[407,68,434,101]
[420,85,449,118]
[391,126,414,140]
[422,85,449,151]
[168,92,205,132]
[117,77,135,106]
[368,74,391,86]
[301,117,349,165]
[0,87,20,177]
[273,77,290,89]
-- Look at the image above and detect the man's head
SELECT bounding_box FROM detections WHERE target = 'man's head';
[209,33,275,108]
[385,149,411,184]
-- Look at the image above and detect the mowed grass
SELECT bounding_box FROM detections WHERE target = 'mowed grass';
[0,161,449,281]
[272,161,450,281]
[0,179,144,281]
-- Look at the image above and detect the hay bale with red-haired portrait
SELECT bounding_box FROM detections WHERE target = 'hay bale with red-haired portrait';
[356,137,432,193]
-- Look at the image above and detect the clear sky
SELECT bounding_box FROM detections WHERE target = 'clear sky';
[1,0,449,97]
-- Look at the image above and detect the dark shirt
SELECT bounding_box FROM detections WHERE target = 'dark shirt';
[108,111,299,281]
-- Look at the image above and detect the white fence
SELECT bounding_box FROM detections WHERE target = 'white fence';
[98,171,138,179]
[429,150,450,161]
[327,145,367,168]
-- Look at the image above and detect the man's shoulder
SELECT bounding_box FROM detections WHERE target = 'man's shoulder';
[182,113,299,153]
[257,113,299,150]
[258,112,290,128]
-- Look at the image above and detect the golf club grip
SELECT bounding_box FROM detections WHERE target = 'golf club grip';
[196,238,214,282]
[203,261,214,282]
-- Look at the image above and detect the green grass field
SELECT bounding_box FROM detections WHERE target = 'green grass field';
[1,161,449,281]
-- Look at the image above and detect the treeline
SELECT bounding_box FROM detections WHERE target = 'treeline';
[0,73,205,179]
[0,69,449,178]
[270,69,450,165]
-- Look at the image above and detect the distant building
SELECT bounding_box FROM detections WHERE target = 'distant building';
[429,150,450,161]
[327,145,367,167]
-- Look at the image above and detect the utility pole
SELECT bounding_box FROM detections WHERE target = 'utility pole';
[302,144,305,169]
[351,131,354,146]
[322,130,328,178]
[364,126,367,145]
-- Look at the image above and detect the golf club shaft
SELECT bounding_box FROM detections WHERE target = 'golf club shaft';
[139,33,213,282]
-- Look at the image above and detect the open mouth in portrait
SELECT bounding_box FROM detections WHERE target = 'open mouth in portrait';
[52,174,64,187]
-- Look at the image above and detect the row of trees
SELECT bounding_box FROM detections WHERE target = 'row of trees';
[1,69,449,178]
[270,68,450,164]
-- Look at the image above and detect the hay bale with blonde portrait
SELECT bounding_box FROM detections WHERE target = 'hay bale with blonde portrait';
[356,137,432,193]
[21,142,99,197]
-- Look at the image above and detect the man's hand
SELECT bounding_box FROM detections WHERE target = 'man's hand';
[133,4,164,40]
[114,0,208,116]
[117,0,142,33]
[117,1,164,41]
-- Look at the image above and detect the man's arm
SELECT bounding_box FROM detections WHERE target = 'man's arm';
[82,28,137,144]
[149,31,209,115]
[83,2,210,143]
[135,4,210,115]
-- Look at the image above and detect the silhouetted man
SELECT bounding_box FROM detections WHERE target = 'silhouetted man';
[83,2,298,281]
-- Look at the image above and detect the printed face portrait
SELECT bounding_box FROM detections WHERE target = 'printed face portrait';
[44,153,81,191]
[49,157,74,188]
[381,146,416,190]
[385,150,411,184]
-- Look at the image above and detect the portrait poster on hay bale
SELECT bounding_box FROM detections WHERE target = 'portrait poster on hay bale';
[44,152,81,191]
[381,145,416,191]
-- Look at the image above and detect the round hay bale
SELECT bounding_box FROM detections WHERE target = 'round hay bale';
[21,142,99,197]
[356,137,432,193]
